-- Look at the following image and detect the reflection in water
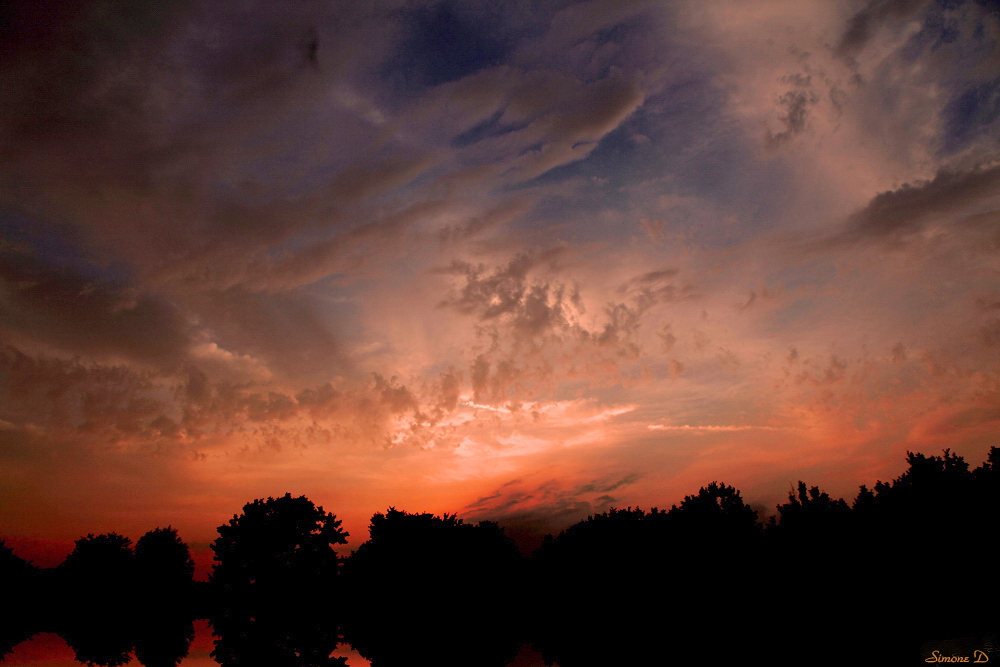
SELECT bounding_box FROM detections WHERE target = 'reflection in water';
[1,632,79,665]
[7,620,360,667]
[3,621,561,667]
[210,607,345,667]
[3,620,205,667]
[7,614,999,667]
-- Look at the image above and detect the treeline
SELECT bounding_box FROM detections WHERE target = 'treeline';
[2,447,998,666]
[3,527,203,613]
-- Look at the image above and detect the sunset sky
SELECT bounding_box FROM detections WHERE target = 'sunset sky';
[2,0,999,574]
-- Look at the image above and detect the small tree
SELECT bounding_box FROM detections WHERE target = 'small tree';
[777,481,850,534]
[211,494,348,602]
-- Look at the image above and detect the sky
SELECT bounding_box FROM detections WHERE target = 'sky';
[2,0,1000,573]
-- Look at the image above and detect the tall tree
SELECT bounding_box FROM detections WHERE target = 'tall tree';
[134,527,195,602]
[211,493,348,603]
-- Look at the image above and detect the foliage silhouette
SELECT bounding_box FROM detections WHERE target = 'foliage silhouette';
[0,537,36,581]
[135,526,196,598]
[211,493,348,606]
[776,481,850,530]
[1,447,997,665]
[60,623,135,667]
[133,618,195,667]
[343,508,522,667]
[56,533,135,610]
[211,607,346,667]
[0,538,37,622]
[531,483,763,665]
[0,547,34,665]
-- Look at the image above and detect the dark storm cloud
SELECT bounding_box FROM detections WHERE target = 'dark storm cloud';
[192,287,350,381]
[0,339,461,460]
[467,474,643,516]
[830,164,1000,247]
[571,473,641,495]
[464,472,643,551]
[0,243,190,367]
[0,0,410,281]
[0,345,169,440]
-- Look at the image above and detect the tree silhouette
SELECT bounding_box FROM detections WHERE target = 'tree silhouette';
[134,527,195,601]
[63,533,134,572]
[58,533,135,607]
[670,480,760,537]
[133,617,195,667]
[211,493,348,604]
[531,485,763,666]
[343,508,522,667]
[777,481,850,529]
[211,609,346,667]
[345,508,520,605]
[0,538,36,595]
[60,621,134,667]
[0,540,37,660]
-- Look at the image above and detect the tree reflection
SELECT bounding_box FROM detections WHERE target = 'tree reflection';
[0,626,33,663]
[211,607,346,667]
[133,617,195,667]
[60,622,134,667]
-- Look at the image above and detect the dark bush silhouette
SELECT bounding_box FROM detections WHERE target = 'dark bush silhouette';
[211,493,348,605]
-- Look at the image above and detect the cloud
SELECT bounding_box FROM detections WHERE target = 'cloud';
[834,164,1000,247]
[647,424,790,432]
[0,244,191,368]
[766,74,821,146]
[463,472,644,550]
[835,0,929,66]
[436,250,571,335]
